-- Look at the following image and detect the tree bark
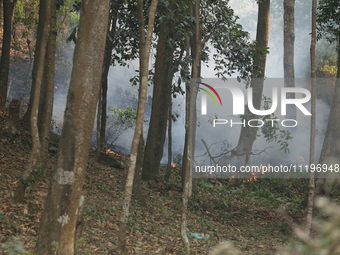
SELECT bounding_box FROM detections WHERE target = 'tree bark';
[132,131,146,206]
[99,12,117,151]
[165,101,172,182]
[21,0,47,125]
[234,0,270,159]
[13,0,51,204]
[117,0,158,253]
[181,1,202,251]
[315,37,340,196]
[0,0,17,107]
[74,193,86,241]
[182,0,202,192]
[142,5,176,181]
[181,78,191,253]
[96,88,102,159]
[6,98,20,133]
[0,1,2,29]
[182,38,191,190]
[284,0,296,120]
[99,44,110,150]
[306,0,317,237]
[39,0,57,164]
[34,1,110,253]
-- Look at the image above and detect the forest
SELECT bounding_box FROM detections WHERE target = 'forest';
[0,0,340,254]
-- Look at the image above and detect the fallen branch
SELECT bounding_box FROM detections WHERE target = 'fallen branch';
[201,139,273,164]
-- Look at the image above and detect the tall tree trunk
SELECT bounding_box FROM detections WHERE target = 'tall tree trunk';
[181,78,191,253]
[34,1,110,253]
[306,0,317,237]
[284,0,296,120]
[182,38,191,190]
[21,0,47,125]
[0,0,17,107]
[181,1,202,251]
[165,101,172,182]
[96,88,102,159]
[315,37,340,196]
[99,12,117,151]
[39,0,57,164]
[132,131,145,205]
[12,0,51,204]
[234,0,270,159]
[0,1,2,29]
[142,5,175,181]
[99,44,110,150]
[182,0,202,191]
[117,0,158,253]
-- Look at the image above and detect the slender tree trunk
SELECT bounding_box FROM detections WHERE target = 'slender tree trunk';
[182,38,191,190]
[21,0,46,125]
[182,0,202,192]
[34,1,110,253]
[99,13,117,150]
[13,0,51,204]
[234,0,270,159]
[306,0,317,236]
[96,88,102,159]
[132,131,145,205]
[315,37,340,196]
[0,1,2,29]
[142,5,175,180]
[284,0,296,120]
[0,0,17,107]
[165,101,172,182]
[181,79,191,253]
[39,0,57,164]
[117,0,158,253]
[182,1,202,251]
[99,45,110,150]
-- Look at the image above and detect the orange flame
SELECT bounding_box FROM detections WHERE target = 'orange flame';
[105,148,130,160]
[243,176,258,183]
[171,162,176,168]
[297,156,305,162]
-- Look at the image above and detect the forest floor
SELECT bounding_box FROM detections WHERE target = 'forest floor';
[1,110,340,255]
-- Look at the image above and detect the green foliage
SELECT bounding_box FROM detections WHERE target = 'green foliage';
[312,40,338,78]
[201,0,255,81]
[49,146,58,152]
[105,106,142,146]
[317,0,340,44]
[55,0,80,84]
[240,96,293,153]
[127,214,141,232]
[129,69,155,87]
[66,26,77,44]
[85,206,104,221]
[74,238,91,255]
[56,0,80,46]
[14,0,39,30]
[173,154,183,167]
[277,197,340,255]
[3,129,31,149]
[317,55,338,77]
[261,96,293,153]
[13,0,39,50]
[19,164,49,188]
[1,237,25,255]
[30,163,49,183]
[309,40,337,104]
[195,178,308,213]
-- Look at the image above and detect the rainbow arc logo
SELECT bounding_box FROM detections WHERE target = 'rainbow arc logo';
[198,82,222,114]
